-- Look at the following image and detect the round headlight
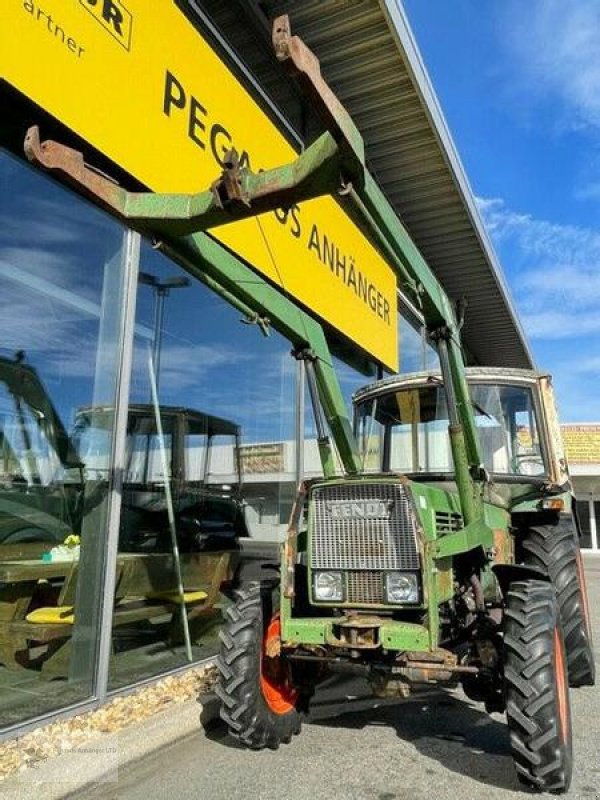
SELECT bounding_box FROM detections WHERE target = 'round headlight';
[313,571,344,602]
[385,572,419,604]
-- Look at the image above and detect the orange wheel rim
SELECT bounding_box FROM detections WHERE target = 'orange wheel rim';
[260,615,298,715]
[553,627,569,743]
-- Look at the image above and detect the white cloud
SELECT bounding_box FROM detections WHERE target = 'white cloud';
[477,195,600,419]
[575,181,600,202]
[476,196,600,340]
[130,340,252,396]
[569,355,600,375]
[504,0,600,130]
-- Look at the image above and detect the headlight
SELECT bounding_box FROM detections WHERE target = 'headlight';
[384,572,419,604]
[313,571,344,602]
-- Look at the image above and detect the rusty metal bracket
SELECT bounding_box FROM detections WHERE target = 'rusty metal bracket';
[272,14,365,176]
[24,126,125,217]
[23,18,369,236]
[24,125,343,238]
[210,148,251,209]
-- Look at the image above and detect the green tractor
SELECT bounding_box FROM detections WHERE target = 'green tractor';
[216,366,594,793]
[23,16,595,792]
[206,21,593,793]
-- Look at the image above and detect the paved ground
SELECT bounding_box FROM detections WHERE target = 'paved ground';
[75,559,600,800]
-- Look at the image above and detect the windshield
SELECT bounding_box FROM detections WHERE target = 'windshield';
[73,408,242,490]
[184,427,241,492]
[0,383,71,486]
[355,382,546,478]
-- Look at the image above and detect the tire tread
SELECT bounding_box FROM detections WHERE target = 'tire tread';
[521,520,595,687]
[504,580,573,792]
[214,583,301,750]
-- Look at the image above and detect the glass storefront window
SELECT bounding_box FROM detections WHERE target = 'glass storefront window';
[0,152,128,728]
[109,241,296,690]
[398,305,438,373]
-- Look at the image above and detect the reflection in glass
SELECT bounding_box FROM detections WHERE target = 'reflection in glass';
[0,151,127,728]
[109,241,296,690]
[398,308,438,373]
[576,500,592,550]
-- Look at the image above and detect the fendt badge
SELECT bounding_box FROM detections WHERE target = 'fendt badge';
[327,500,393,519]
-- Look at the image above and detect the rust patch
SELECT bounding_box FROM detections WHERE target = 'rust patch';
[24,126,125,218]
[272,14,365,169]
[282,481,308,600]
[493,528,514,565]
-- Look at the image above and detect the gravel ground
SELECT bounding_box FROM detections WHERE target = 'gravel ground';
[0,666,216,782]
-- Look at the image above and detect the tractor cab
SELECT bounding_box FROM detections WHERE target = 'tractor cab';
[73,404,249,552]
[353,367,569,509]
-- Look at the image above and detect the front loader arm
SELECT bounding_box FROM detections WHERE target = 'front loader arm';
[24,16,485,521]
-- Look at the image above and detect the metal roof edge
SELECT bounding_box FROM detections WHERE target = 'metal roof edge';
[353,366,546,403]
[379,0,535,369]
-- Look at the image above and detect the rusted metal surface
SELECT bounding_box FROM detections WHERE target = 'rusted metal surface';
[371,675,412,698]
[24,125,342,237]
[327,614,385,649]
[264,635,282,659]
[24,126,125,216]
[392,649,476,683]
[272,14,365,174]
[492,527,514,565]
[435,556,454,601]
[369,649,477,696]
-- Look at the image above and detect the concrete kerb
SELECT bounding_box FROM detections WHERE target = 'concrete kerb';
[0,685,221,800]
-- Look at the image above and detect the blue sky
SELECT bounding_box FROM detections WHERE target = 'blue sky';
[402,0,600,422]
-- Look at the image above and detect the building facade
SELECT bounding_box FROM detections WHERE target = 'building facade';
[0,0,533,738]
[562,424,600,552]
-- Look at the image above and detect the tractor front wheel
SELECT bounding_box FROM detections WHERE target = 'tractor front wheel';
[503,580,573,793]
[521,520,595,687]
[216,583,301,749]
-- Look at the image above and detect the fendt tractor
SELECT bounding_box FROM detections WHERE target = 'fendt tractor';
[24,16,594,793]
[0,353,247,552]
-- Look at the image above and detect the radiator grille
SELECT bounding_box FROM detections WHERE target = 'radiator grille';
[346,570,385,604]
[311,482,420,573]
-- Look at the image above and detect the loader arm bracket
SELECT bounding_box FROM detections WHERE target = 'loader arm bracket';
[24,124,343,238]
[272,14,365,177]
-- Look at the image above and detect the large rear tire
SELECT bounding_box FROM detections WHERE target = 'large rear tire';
[503,580,573,793]
[215,583,301,749]
[521,519,595,687]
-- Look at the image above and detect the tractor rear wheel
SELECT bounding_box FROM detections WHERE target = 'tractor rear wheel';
[503,580,572,793]
[215,583,301,749]
[521,519,595,687]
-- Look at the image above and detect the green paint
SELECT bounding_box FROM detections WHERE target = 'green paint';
[281,616,429,652]
[432,520,493,559]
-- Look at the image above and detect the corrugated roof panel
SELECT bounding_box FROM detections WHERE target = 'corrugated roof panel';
[194,0,532,369]
[261,0,533,369]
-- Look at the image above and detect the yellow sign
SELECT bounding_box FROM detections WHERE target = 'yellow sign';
[1,0,398,370]
[240,443,285,474]
[562,425,600,464]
